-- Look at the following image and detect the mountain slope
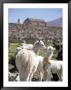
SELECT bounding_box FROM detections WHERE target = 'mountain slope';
[48,17,62,27]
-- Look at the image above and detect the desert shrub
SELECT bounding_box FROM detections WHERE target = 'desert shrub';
[9,43,19,72]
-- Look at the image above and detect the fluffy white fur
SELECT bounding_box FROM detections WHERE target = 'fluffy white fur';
[16,49,39,81]
[16,43,33,53]
[45,60,63,81]
[15,40,46,81]
[34,46,63,81]
[45,46,63,81]
[47,46,55,60]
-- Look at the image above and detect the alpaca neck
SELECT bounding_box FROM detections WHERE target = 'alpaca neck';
[47,52,53,60]
[32,46,39,54]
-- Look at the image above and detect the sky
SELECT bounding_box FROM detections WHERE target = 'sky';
[8,8,62,23]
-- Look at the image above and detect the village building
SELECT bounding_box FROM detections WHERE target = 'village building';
[24,18,48,27]
[9,18,62,42]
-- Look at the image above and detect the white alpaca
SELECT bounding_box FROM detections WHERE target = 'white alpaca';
[21,42,33,50]
[46,60,63,81]
[34,46,62,81]
[44,46,63,81]
[32,46,55,81]
[16,46,23,53]
[15,40,46,81]
[16,43,33,53]
[46,46,55,60]
[32,46,54,80]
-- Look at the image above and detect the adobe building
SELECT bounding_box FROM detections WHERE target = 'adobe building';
[24,18,48,27]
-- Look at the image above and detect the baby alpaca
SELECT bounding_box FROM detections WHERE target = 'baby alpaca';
[45,46,63,81]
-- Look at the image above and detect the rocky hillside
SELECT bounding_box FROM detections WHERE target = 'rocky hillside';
[8,18,62,43]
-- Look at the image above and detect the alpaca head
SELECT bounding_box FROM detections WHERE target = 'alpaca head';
[34,40,46,50]
[47,46,55,53]
[46,46,55,60]
[16,46,23,53]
